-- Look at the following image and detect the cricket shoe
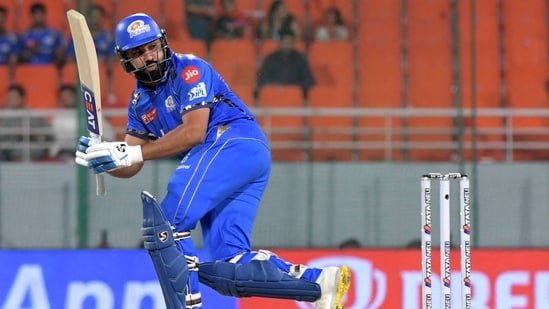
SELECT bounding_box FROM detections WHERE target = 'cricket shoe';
[314,265,351,309]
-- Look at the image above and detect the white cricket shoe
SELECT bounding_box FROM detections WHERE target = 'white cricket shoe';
[314,265,351,309]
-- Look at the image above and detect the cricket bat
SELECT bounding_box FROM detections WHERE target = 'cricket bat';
[67,9,106,196]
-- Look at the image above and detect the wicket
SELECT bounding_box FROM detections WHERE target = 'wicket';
[421,173,472,309]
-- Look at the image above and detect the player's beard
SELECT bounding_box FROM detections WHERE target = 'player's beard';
[134,60,163,84]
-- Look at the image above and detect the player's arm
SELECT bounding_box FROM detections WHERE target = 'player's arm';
[82,108,209,176]
[140,108,209,160]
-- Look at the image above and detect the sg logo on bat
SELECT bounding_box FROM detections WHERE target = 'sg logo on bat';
[81,84,100,135]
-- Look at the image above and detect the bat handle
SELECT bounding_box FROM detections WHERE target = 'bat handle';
[91,134,106,196]
[96,174,106,196]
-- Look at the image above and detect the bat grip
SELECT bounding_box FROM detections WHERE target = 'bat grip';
[91,134,106,196]
[96,174,106,196]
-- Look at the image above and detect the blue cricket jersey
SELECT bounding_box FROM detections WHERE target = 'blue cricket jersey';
[124,51,257,159]
[19,27,64,64]
[119,49,326,298]
[0,31,20,64]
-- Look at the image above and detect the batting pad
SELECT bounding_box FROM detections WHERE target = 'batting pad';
[142,191,189,309]
[198,260,321,302]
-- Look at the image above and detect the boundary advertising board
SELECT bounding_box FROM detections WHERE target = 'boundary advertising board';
[1,249,549,308]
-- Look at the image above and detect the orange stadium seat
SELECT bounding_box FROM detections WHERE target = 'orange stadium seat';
[19,0,68,32]
[163,0,187,40]
[60,60,111,103]
[0,0,17,32]
[60,60,78,86]
[210,39,257,87]
[503,0,549,160]
[169,38,208,60]
[110,65,136,106]
[114,0,162,21]
[405,0,454,161]
[230,85,256,107]
[14,64,59,109]
[503,0,547,110]
[357,0,403,161]
[459,0,505,161]
[109,66,134,139]
[0,66,10,107]
[257,85,306,161]
[357,0,402,108]
[308,41,353,90]
[308,85,354,161]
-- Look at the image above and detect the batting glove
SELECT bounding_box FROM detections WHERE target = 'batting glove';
[75,136,96,167]
[85,142,143,174]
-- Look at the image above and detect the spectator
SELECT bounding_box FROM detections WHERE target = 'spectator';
[185,0,216,47]
[339,238,361,249]
[0,5,20,78]
[50,84,77,158]
[0,84,52,161]
[257,0,302,41]
[256,30,315,98]
[67,4,116,75]
[18,2,66,67]
[314,6,349,42]
[213,0,253,39]
[50,84,115,158]
[4,84,25,109]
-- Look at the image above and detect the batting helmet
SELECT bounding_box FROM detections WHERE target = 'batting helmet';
[114,13,171,83]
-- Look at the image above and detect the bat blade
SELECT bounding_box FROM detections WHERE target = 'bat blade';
[67,9,106,196]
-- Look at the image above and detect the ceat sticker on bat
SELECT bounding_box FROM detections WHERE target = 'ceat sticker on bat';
[81,84,100,135]
[182,66,200,84]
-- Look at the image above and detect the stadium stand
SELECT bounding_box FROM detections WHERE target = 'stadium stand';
[404,0,454,161]
[257,85,306,161]
[3,0,549,162]
[14,64,59,109]
[210,39,257,88]
[0,66,9,105]
[356,0,403,161]
[308,41,353,91]
[502,0,549,160]
[163,0,187,40]
[308,85,354,161]
[0,0,17,32]
[169,38,208,60]
[18,0,68,32]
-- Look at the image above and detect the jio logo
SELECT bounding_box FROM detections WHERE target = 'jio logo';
[296,256,387,309]
[182,66,200,84]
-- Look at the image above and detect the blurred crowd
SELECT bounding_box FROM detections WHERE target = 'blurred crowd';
[0,0,352,162]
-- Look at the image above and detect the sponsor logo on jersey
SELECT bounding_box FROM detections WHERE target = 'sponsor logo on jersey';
[165,96,176,112]
[141,107,157,124]
[187,82,207,100]
[182,66,200,84]
[127,20,151,38]
[131,92,141,105]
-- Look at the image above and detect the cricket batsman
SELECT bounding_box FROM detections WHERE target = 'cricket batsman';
[76,12,350,309]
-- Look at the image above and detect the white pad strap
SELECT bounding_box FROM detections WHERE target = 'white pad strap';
[185,292,202,308]
[172,228,191,241]
[185,255,199,272]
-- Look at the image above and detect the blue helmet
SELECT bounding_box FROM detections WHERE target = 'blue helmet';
[114,13,171,84]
